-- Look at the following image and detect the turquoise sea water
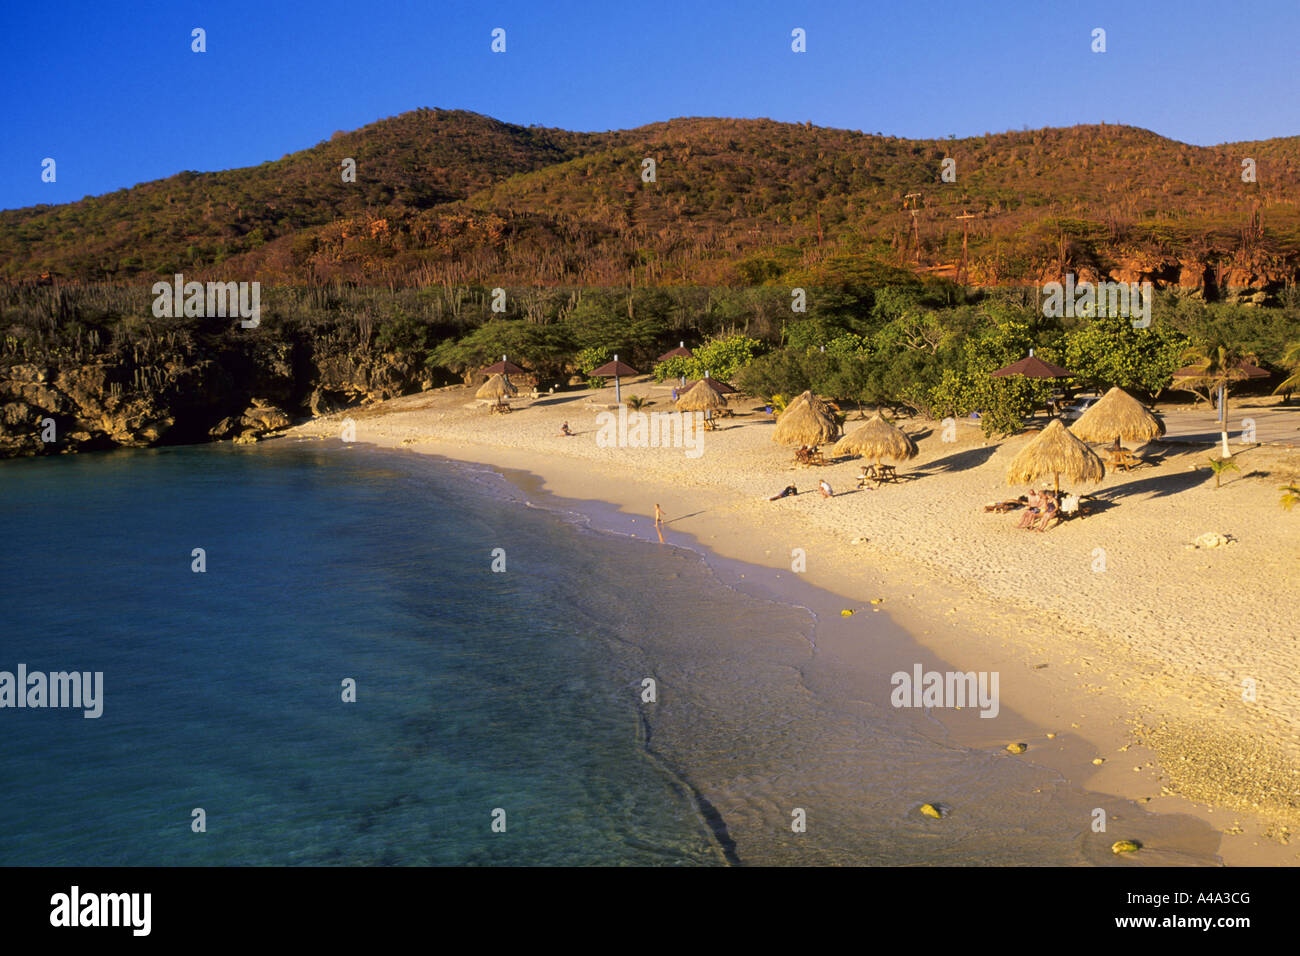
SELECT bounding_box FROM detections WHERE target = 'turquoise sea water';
[0,441,1221,866]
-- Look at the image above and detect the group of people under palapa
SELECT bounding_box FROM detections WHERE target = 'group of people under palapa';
[1015,488,1079,532]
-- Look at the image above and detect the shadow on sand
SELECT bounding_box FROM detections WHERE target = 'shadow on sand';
[1099,468,1207,500]
[528,393,590,408]
[913,444,1002,475]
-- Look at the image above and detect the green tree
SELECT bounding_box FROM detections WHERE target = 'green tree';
[928,311,1058,437]
[575,345,612,387]
[1063,313,1188,395]
[1272,341,1300,399]
[651,333,762,383]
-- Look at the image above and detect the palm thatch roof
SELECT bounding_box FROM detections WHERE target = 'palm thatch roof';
[476,373,517,402]
[675,379,728,412]
[779,389,835,420]
[683,376,738,395]
[1006,419,1105,492]
[1068,387,1165,445]
[833,414,918,463]
[773,391,839,445]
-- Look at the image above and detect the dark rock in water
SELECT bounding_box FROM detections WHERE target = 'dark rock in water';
[209,417,240,440]
[240,403,292,433]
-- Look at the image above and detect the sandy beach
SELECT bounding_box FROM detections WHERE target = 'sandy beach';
[287,380,1300,864]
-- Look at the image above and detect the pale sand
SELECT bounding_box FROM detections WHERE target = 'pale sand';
[287,382,1300,864]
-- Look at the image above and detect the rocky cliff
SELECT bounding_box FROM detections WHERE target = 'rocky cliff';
[0,338,435,458]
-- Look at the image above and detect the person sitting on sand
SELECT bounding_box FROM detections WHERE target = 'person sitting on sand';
[560,421,572,436]
[1036,491,1059,532]
[819,479,834,498]
[769,485,798,501]
[1016,489,1041,529]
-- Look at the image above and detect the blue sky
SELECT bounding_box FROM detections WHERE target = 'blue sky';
[1,0,1297,211]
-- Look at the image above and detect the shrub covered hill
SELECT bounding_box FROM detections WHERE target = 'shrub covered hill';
[5,108,1300,296]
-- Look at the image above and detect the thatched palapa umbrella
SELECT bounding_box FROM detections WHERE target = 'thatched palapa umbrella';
[833,413,918,467]
[1005,419,1105,496]
[476,372,517,405]
[675,379,728,413]
[682,372,738,395]
[772,390,839,446]
[1068,386,1164,453]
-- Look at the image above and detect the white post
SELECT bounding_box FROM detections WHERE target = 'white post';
[1219,384,1230,457]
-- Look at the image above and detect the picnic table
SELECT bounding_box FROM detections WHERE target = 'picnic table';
[1107,448,1142,471]
[857,464,898,487]
[795,446,826,466]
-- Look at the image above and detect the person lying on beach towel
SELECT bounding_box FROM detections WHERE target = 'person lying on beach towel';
[984,496,1027,513]
[769,485,798,501]
[819,479,834,498]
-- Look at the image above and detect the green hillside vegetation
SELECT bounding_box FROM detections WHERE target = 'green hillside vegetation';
[4,111,1300,291]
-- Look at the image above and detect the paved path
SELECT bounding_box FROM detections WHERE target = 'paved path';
[1156,400,1300,447]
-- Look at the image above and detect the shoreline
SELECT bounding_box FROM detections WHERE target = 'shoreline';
[331,440,1226,865]
[284,385,1300,865]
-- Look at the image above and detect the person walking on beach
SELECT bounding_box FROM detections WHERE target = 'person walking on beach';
[654,503,665,527]
[819,479,834,498]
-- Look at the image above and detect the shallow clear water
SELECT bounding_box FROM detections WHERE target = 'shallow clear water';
[0,441,1220,866]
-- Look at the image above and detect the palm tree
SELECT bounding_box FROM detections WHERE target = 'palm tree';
[626,394,651,411]
[1206,456,1239,490]
[1174,338,1254,458]
[1273,341,1300,402]
[1281,482,1300,510]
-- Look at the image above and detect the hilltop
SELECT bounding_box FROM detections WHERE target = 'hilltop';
[4,109,1300,296]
